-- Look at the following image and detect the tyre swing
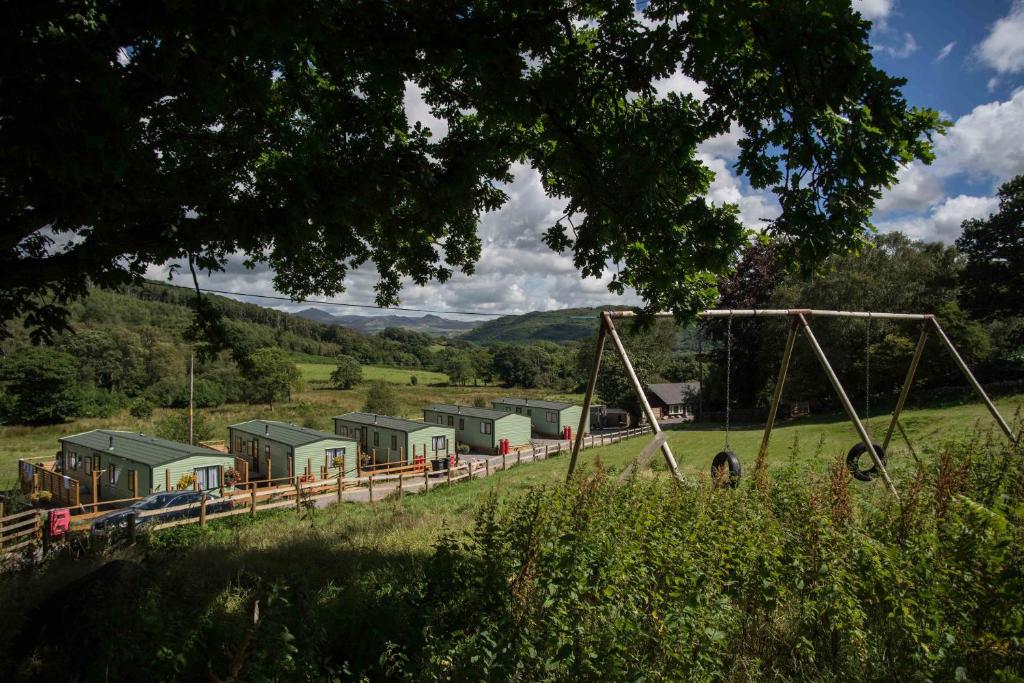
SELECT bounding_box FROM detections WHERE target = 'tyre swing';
[846,314,886,482]
[711,314,742,488]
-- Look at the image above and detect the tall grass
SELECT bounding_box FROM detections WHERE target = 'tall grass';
[0,418,1021,681]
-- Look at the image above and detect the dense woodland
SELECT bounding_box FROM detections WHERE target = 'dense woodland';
[1,176,1022,427]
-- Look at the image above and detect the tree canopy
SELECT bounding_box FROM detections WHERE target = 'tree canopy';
[956,175,1024,320]
[2,1,941,341]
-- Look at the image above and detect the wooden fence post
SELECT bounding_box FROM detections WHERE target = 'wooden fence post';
[502,452,507,470]
[517,449,522,466]
[219,465,224,496]
[424,467,429,492]
[93,470,101,511]
[307,458,312,478]
[165,469,171,492]
[447,464,452,486]
[368,475,374,504]
[132,470,139,499]
[200,495,207,527]
[398,472,404,497]
[295,481,301,512]
[544,444,549,459]
[250,488,257,519]
[337,473,343,502]
[485,458,490,477]
[267,457,272,484]
[126,513,136,544]
[399,446,404,464]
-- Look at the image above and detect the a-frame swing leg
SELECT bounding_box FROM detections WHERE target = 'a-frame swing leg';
[930,318,1018,445]
[603,315,684,482]
[882,323,930,453]
[755,318,799,471]
[567,318,608,480]
[796,314,900,501]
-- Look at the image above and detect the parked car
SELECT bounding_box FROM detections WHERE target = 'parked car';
[90,491,233,535]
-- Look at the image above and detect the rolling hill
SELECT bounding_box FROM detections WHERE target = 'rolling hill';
[295,308,480,336]
[458,307,611,343]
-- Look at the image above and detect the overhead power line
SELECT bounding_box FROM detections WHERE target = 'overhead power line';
[146,279,509,317]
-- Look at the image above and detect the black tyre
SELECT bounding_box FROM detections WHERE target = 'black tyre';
[846,442,886,482]
[711,450,742,488]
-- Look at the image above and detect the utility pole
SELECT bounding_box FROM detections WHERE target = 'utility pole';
[188,353,195,445]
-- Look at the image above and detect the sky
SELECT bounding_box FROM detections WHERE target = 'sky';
[149,1,1024,320]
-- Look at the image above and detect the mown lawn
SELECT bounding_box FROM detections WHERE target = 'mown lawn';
[296,362,450,385]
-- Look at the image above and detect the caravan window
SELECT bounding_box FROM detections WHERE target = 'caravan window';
[431,436,447,451]
[194,465,220,490]
[546,411,558,423]
[480,422,492,435]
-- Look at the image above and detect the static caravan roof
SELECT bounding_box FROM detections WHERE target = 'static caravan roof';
[425,404,517,421]
[494,397,576,410]
[333,412,433,432]
[59,430,226,467]
[230,420,343,447]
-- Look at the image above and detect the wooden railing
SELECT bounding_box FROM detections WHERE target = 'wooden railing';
[18,460,81,507]
[0,509,43,556]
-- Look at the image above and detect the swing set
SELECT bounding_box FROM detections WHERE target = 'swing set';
[567,309,1019,500]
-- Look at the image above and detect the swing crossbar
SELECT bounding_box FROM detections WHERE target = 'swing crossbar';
[607,309,934,321]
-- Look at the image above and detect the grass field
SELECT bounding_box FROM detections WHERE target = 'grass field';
[296,362,450,385]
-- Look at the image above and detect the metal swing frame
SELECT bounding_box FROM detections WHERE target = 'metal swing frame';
[567,309,1019,501]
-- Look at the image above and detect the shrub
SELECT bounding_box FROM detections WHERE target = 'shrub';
[410,375,418,386]
[362,380,399,416]
[129,398,154,419]
[456,443,470,455]
[155,411,215,444]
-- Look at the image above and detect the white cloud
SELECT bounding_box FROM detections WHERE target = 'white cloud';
[876,194,999,243]
[875,32,918,59]
[853,0,895,22]
[404,81,448,139]
[933,87,1024,181]
[653,70,707,102]
[875,162,946,214]
[934,41,956,63]
[977,0,1024,74]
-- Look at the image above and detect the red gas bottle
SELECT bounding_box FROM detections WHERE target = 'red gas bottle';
[49,508,70,537]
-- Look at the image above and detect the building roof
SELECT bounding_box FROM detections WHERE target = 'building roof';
[333,412,437,433]
[645,382,700,406]
[59,430,231,468]
[424,404,520,421]
[229,420,349,447]
[492,397,577,411]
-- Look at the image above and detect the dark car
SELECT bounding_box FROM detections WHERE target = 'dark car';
[90,490,233,535]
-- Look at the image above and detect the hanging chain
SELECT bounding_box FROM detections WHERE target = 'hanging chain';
[725,313,732,447]
[865,313,871,423]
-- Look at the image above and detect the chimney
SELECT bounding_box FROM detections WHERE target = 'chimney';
[458,406,462,414]
[264,423,270,436]
[108,435,114,450]
[373,415,378,424]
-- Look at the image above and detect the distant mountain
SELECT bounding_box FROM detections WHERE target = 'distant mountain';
[295,308,482,337]
[459,307,611,344]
